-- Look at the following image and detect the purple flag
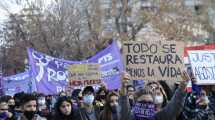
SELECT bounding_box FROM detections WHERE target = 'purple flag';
[28,41,124,95]
[3,71,36,96]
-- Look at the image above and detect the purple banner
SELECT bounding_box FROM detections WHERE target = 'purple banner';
[132,102,156,120]
[0,64,3,96]
[28,41,124,95]
[3,71,36,96]
[0,74,2,96]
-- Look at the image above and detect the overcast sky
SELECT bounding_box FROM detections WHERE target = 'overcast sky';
[0,1,22,23]
[0,0,53,46]
[0,0,53,25]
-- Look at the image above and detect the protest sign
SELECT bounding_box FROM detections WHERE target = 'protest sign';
[132,102,156,120]
[68,63,102,87]
[123,40,184,81]
[188,50,215,85]
[68,64,101,80]
[28,41,123,95]
[70,80,102,87]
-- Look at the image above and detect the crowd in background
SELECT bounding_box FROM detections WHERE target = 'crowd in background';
[0,72,215,120]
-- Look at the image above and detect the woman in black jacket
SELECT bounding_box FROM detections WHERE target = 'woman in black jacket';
[53,96,74,120]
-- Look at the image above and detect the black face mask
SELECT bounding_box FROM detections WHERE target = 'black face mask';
[9,105,15,111]
[211,91,215,97]
[24,111,36,120]
[129,99,134,106]
[99,95,106,100]
[199,105,207,110]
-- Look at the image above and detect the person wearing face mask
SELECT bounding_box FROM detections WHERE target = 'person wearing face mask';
[0,95,15,114]
[74,86,100,120]
[17,94,46,120]
[126,85,136,107]
[95,87,108,111]
[37,95,47,112]
[59,91,67,97]
[0,95,16,113]
[7,96,15,112]
[0,98,14,120]
[53,96,75,120]
[99,72,132,120]
[153,88,166,112]
[37,94,51,119]
[71,89,83,109]
[208,85,215,119]
[13,92,25,119]
[99,91,131,120]
[130,71,190,120]
[99,92,120,120]
[197,90,209,110]
[181,86,215,120]
[146,82,168,112]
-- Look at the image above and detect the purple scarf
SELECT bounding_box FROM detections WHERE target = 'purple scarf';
[132,102,156,120]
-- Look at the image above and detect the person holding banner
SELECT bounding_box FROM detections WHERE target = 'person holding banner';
[146,82,168,112]
[180,85,215,120]
[99,73,132,120]
[126,85,136,107]
[130,71,190,120]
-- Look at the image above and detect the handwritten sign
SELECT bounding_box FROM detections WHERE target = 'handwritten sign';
[68,63,101,81]
[188,50,215,85]
[70,80,102,87]
[68,64,102,87]
[123,40,184,81]
[132,102,156,120]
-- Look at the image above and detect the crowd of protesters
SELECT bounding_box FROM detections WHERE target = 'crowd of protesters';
[0,71,215,120]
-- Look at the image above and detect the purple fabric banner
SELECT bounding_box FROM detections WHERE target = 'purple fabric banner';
[0,74,2,96]
[28,41,124,95]
[3,71,36,96]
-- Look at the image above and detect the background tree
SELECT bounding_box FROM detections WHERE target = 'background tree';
[0,0,215,75]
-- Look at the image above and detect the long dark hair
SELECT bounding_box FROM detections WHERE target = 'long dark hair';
[54,96,73,120]
[100,91,119,120]
[146,81,168,107]
[96,87,108,101]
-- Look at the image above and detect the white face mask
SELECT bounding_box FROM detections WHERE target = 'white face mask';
[205,96,209,104]
[38,98,46,105]
[83,95,95,105]
[154,95,164,104]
